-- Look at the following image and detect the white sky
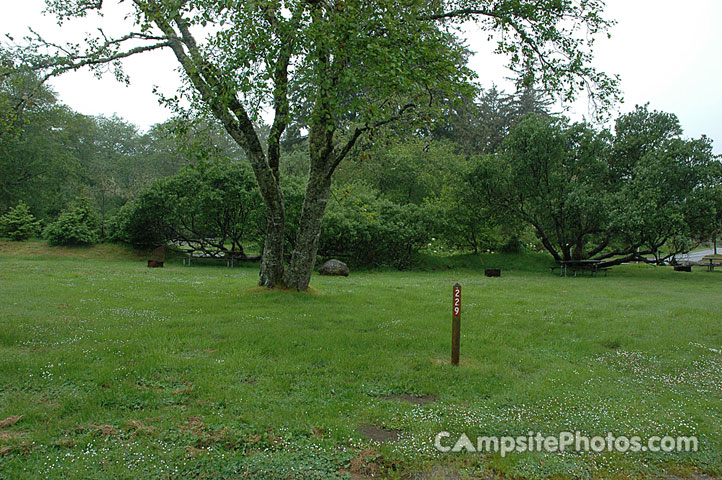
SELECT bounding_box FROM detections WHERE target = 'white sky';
[2,0,721,154]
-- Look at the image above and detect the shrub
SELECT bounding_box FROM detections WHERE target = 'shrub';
[113,160,263,255]
[0,201,41,241]
[499,235,524,253]
[109,189,167,249]
[318,186,442,269]
[44,199,100,246]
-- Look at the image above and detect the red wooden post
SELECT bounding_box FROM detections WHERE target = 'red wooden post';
[452,283,461,366]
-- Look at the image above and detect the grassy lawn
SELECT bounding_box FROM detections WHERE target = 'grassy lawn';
[1,241,721,479]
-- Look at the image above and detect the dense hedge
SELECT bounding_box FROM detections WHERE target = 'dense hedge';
[318,187,442,268]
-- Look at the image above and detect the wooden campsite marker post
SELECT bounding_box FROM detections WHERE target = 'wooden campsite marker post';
[451,283,461,366]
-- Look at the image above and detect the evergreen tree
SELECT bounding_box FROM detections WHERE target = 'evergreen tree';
[44,198,100,246]
[0,201,41,241]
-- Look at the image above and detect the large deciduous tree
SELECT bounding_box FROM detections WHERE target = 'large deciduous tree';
[477,114,614,262]
[0,51,66,214]
[8,0,619,290]
[114,159,263,256]
[472,106,719,265]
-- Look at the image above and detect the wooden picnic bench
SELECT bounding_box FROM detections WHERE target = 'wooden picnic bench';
[183,251,244,267]
[551,259,610,277]
[701,256,722,272]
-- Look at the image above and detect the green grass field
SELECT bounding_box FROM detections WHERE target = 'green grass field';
[1,241,721,479]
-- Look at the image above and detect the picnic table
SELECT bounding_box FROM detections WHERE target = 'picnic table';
[182,250,243,267]
[551,259,610,277]
[701,256,722,272]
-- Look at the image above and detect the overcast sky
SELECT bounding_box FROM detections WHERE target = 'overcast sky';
[2,0,721,154]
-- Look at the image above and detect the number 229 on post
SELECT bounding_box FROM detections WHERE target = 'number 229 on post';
[453,284,461,317]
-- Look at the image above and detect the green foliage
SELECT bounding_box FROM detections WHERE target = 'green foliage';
[318,185,442,268]
[0,201,41,241]
[337,138,465,205]
[0,49,56,141]
[709,181,722,245]
[470,115,610,260]
[114,159,262,254]
[436,155,507,254]
[466,107,718,264]
[432,83,556,155]
[0,55,72,218]
[610,106,718,261]
[1,75,221,225]
[611,103,683,178]
[44,198,100,246]
[109,194,166,249]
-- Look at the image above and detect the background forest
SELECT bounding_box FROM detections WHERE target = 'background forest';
[2,63,721,268]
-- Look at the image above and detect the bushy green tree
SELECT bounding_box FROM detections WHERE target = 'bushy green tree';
[470,107,718,265]
[44,198,100,246]
[0,52,79,218]
[109,192,168,250]
[318,185,442,269]
[438,156,510,254]
[114,160,262,256]
[601,105,717,263]
[0,201,41,241]
[486,115,613,262]
[611,128,717,263]
[336,138,466,205]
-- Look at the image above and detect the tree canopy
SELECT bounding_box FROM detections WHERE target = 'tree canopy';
[469,105,719,265]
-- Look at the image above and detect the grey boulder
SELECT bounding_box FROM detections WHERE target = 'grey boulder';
[318,259,349,276]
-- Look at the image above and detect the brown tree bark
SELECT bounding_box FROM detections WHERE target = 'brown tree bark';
[283,171,332,290]
[259,205,286,287]
[282,66,336,290]
[145,9,293,287]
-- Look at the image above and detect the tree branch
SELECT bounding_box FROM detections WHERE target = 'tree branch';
[328,103,416,177]
[18,29,171,79]
[264,8,302,182]
[419,7,495,22]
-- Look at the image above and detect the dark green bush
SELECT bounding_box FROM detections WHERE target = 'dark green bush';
[499,235,524,253]
[318,186,442,268]
[113,160,262,254]
[44,199,100,246]
[0,201,41,241]
[108,192,167,249]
